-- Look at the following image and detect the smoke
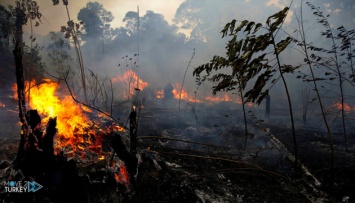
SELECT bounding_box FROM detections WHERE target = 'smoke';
[1,0,354,135]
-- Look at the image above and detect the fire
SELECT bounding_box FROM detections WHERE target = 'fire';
[0,101,5,108]
[29,80,91,140]
[114,163,130,187]
[204,93,255,106]
[205,93,231,103]
[112,70,149,98]
[155,90,164,99]
[155,85,255,105]
[12,79,124,157]
[12,80,36,100]
[333,102,354,113]
[172,83,202,103]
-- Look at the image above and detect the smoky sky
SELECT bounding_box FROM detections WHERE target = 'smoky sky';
[1,0,354,104]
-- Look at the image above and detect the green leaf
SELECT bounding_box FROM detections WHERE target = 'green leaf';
[221,22,231,37]
[244,21,255,35]
[253,23,262,34]
[275,37,291,54]
[234,20,249,34]
[229,19,237,35]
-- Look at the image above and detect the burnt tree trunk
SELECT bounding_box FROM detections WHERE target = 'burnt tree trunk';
[13,7,28,168]
[130,106,137,155]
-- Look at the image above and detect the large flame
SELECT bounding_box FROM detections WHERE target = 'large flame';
[29,79,91,139]
[13,79,124,156]
[112,70,149,98]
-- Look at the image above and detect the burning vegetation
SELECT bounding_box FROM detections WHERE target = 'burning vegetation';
[0,1,355,203]
[112,70,149,99]
[13,79,125,157]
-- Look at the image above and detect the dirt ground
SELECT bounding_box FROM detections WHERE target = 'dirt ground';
[1,104,354,202]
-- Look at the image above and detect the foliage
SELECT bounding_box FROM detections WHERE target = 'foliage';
[77,2,114,41]
[193,7,295,105]
[46,32,72,74]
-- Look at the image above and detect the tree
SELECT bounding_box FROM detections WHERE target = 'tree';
[53,0,87,103]
[46,31,72,75]
[287,1,355,175]
[194,7,300,166]
[0,5,15,85]
[77,1,114,41]
[78,1,115,63]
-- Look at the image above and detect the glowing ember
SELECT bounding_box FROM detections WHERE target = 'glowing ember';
[114,163,130,187]
[0,101,5,108]
[172,83,202,103]
[112,70,149,98]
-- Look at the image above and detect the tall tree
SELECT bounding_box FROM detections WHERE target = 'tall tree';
[194,7,300,166]
[78,1,115,63]
[78,1,114,41]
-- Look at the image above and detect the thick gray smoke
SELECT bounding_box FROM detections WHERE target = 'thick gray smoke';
[1,0,354,137]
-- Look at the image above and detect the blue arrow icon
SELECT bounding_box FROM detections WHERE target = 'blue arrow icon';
[28,181,43,192]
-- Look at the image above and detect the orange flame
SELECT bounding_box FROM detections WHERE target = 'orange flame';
[114,164,130,187]
[333,102,354,113]
[29,80,91,138]
[12,80,36,101]
[28,80,95,151]
[155,90,164,99]
[172,83,202,103]
[0,101,5,108]
[205,93,231,103]
[12,79,124,157]
[112,70,149,98]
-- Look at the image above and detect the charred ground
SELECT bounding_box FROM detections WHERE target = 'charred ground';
[1,100,354,203]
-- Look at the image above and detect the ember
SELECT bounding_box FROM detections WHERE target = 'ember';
[116,164,130,187]
[109,160,130,187]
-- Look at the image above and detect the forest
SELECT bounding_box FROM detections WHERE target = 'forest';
[0,0,354,202]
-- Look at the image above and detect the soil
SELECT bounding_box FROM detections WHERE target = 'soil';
[0,104,354,202]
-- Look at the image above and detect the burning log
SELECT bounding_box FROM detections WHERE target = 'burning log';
[15,110,58,178]
[111,132,138,188]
